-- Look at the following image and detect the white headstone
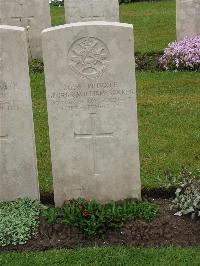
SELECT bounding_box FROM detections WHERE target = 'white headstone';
[0,0,51,59]
[176,0,200,40]
[64,0,119,23]
[42,22,141,206]
[0,25,39,202]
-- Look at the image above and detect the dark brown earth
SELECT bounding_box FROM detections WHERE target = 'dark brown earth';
[1,198,199,253]
[135,53,161,71]
[29,54,162,75]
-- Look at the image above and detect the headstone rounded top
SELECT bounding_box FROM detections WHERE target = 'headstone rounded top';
[0,25,25,31]
[42,21,133,33]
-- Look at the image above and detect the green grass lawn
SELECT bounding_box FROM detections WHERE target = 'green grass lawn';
[50,5,65,26]
[137,72,200,188]
[120,1,176,54]
[1,247,200,265]
[31,71,200,192]
[50,0,176,54]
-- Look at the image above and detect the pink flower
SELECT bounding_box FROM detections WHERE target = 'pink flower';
[159,35,200,71]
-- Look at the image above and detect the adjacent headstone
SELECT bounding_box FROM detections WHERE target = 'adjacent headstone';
[42,22,141,206]
[0,25,39,202]
[0,0,51,59]
[64,0,119,23]
[176,0,200,40]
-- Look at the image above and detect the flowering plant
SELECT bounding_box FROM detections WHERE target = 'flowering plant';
[159,35,200,71]
[42,198,159,236]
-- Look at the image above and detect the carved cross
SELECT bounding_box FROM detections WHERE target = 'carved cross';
[16,0,26,15]
[11,0,34,25]
[0,54,8,176]
[74,113,113,175]
[80,2,104,20]
[10,0,34,59]
[0,8,2,24]
[11,16,34,25]
[0,58,8,141]
[0,100,8,141]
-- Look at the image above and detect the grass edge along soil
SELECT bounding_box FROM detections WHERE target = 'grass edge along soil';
[1,246,200,266]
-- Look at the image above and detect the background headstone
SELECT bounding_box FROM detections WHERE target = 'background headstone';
[42,22,141,206]
[0,25,39,202]
[0,0,51,59]
[64,0,119,23]
[176,0,200,40]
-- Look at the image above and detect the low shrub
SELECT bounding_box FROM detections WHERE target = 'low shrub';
[0,198,40,247]
[173,168,200,219]
[42,198,159,236]
[41,207,60,225]
[159,35,200,71]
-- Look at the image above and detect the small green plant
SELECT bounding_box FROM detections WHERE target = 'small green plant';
[41,207,60,225]
[172,168,200,219]
[42,199,159,236]
[0,198,40,247]
[29,59,44,73]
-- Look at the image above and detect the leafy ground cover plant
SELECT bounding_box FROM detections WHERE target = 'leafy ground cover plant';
[29,59,44,74]
[172,168,200,219]
[0,198,40,247]
[159,35,200,71]
[42,199,159,236]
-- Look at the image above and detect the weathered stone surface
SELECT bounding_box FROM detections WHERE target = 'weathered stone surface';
[176,0,200,40]
[42,22,141,206]
[0,0,51,59]
[64,0,119,23]
[0,25,39,202]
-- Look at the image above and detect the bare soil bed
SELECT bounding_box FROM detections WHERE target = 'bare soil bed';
[1,198,199,253]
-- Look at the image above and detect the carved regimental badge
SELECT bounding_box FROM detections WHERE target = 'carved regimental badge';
[68,37,110,79]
